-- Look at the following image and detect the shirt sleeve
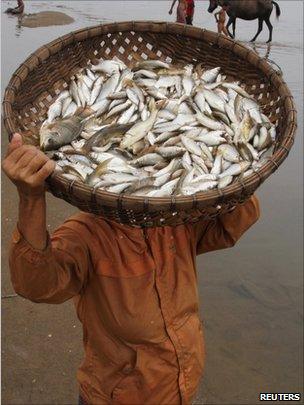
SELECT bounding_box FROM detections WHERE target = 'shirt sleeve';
[9,219,91,304]
[194,195,260,255]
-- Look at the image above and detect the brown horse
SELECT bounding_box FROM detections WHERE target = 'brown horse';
[208,0,281,43]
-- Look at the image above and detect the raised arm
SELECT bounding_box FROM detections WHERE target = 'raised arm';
[214,11,220,21]
[2,133,54,249]
[169,0,178,14]
[193,195,260,255]
[2,133,90,303]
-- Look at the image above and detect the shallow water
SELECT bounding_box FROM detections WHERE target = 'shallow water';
[1,1,303,404]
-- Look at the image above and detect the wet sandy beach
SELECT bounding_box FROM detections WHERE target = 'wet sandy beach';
[1,1,303,404]
[20,11,74,28]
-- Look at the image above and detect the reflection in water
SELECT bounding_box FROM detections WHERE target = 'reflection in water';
[250,42,272,59]
[249,43,285,75]
[4,11,24,37]
[15,14,23,36]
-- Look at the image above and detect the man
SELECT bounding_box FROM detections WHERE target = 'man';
[3,133,260,404]
[214,5,229,36]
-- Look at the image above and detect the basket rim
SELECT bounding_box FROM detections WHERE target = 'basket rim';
[2,21,297,212]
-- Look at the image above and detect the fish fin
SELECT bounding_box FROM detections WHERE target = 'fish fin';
[155,99,168,110]
[123,78,135,88]
[138,145,157,156]
[76,107,95,119]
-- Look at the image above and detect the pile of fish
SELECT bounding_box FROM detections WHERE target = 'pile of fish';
[40,57,277,197]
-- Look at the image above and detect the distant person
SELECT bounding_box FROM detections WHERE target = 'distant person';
[5,0,24,14]
[214,5,229,36]
[169,0,187,24]
[185,0,195,25]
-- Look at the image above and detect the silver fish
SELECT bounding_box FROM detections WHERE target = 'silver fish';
[181,135,202,156]
[126,87,140,105]
[136,60,170,70]
[88,77,103,106]
[93,73,120,104]
[107,100,132,119]
[196,110,225,131]
[222,83,253,99]
[40,116,84,151]
[182,181,218,195]
[134,69,158,79]
[211,154,222,175]
[195,131,226,146]
[69,80,81,107]
[191,155,209,173]
[47,99,62,123]
[91,60,121,75]
[201,67,221,83]
[218,161,251,178]
[217,144,240,163]
[203,89,226,113]
[120,99,160,148]
[43,59,277,197]
[155,146,185,158]
[117,104,137,125]
[131,153,165,167]
[147,178,180,197]
[218,175,233,188]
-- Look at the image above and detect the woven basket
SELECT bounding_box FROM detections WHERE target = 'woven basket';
[3,21,297,227]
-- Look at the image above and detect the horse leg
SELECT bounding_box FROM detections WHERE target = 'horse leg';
[265,16,273,43]
[226,16,235,38]
[250,18,264,42]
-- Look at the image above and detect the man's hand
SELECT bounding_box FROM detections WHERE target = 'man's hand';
[2,133,55,250]
[2,133,55,198]
[169,8,173,15]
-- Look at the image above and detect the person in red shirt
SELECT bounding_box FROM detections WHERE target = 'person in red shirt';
[185,0,195,25]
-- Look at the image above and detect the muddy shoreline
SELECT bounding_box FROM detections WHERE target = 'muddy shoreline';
[20,11,74,28]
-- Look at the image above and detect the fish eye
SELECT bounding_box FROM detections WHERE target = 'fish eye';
[45,138,56,150]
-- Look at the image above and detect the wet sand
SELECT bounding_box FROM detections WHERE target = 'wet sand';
[1,1,303,404]
[20,11,74,28]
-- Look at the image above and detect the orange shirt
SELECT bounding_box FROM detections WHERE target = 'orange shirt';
[9,196,260,404]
